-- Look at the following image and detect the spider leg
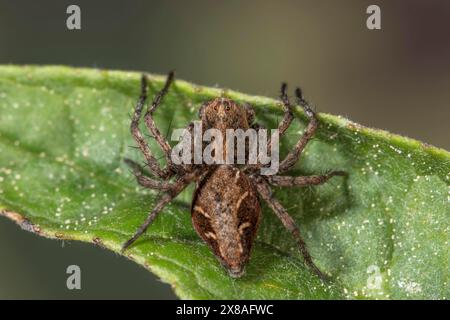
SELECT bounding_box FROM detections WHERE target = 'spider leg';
[252,177,328,280]
[278,82,295,137]
[143,71,179,174]
[279,87,318,173]
[121,193,177,251]
[130,74,173,179]
[181,121,197,171]
[122,168,203,251]
[262,83,294,156]
[267,171,346,187]
[243,83,293,173]
[124,158,172,191]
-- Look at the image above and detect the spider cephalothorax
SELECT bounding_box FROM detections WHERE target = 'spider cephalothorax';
[199,97,253,132]
[122,72,345,279]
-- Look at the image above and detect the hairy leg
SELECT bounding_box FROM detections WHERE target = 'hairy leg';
[130,74,173,179]
[121,192,180,251]
[279,87,318,173]
[124,158,172,191]
[277,83,295,137]
[243,83,294,172]
[267,171,346,187]
[143,71,177,173]
[122,168,204,251]
[253,177,327,280]
[264,83,294,157]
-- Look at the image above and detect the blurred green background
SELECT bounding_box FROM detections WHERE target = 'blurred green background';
[0,0,448,299]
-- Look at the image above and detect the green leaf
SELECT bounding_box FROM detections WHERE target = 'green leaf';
[0,65,448,299]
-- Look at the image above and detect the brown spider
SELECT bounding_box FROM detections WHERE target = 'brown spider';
[122,72,345,280]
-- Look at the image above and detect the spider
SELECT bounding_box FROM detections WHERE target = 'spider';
[122,72,345,280]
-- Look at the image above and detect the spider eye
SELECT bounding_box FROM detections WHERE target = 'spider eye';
[214,105,218,111]
[225,105,230,111]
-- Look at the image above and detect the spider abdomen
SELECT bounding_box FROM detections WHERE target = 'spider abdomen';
[191,165,261,277]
